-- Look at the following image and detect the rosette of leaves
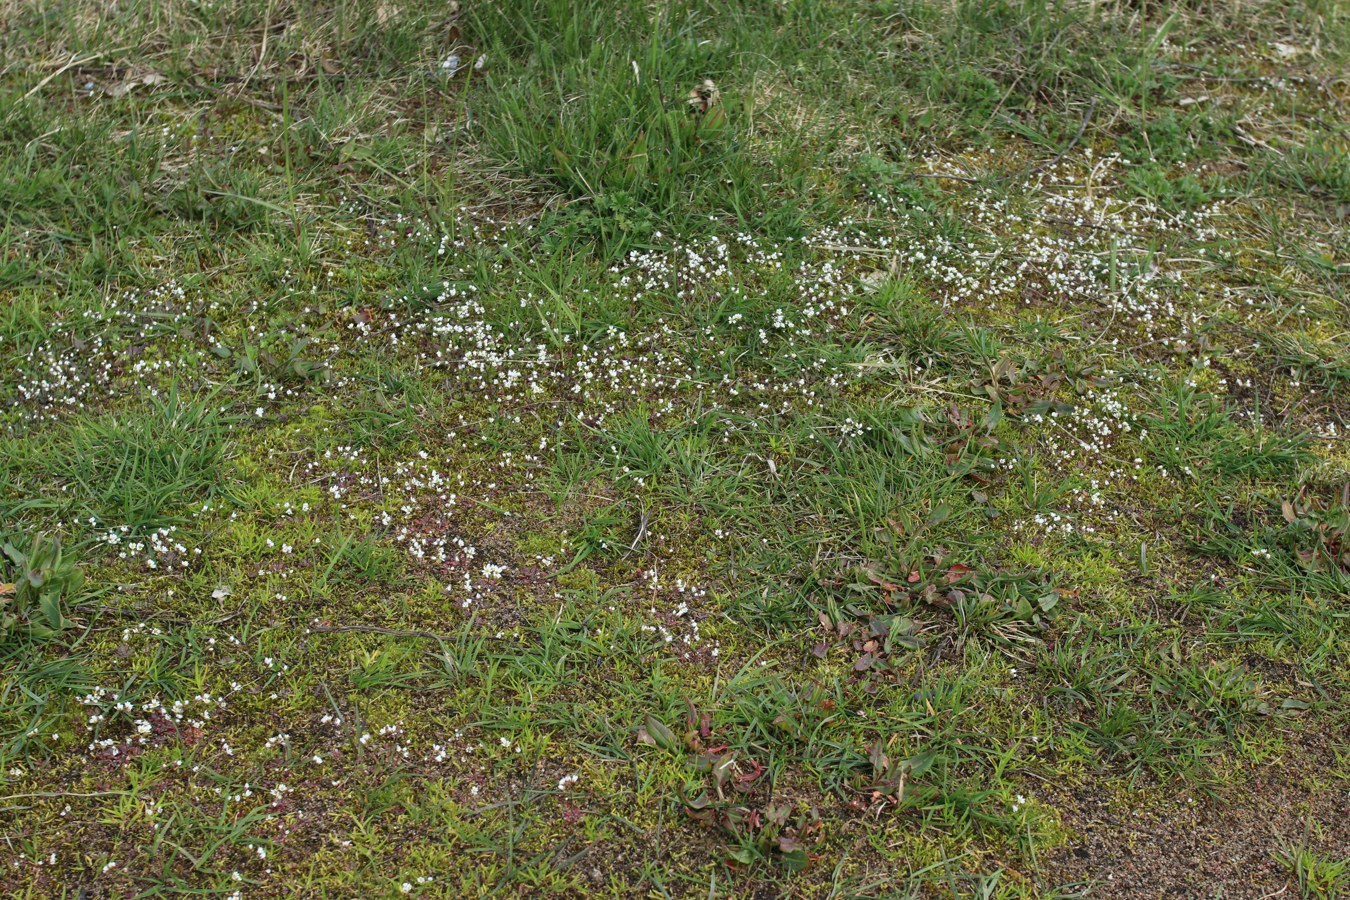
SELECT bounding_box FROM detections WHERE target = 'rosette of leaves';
[1280,483,1350,572]
[838,555,1063,650]
[1,533,84,641]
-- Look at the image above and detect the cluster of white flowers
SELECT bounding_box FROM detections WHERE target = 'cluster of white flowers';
[6,281,203,422]
[103,524,199,570]
[635,569,720,660]
[79,685,229,757]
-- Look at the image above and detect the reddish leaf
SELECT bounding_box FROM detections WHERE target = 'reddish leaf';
[945,563,973,583]
[737,758,765,788]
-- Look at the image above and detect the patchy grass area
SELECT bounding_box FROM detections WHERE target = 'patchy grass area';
[2,0,1348,896]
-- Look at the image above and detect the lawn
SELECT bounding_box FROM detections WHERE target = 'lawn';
[1,0,1348,896]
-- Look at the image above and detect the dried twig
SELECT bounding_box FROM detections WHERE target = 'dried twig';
[1002,97,1098,184]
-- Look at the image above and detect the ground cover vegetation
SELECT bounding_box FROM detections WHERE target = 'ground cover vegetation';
[1,0,1348,895]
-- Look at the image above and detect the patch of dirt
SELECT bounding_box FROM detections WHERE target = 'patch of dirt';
[1042,735,1350,897]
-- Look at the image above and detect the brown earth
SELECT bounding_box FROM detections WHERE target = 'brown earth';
[1043,735,1350,898]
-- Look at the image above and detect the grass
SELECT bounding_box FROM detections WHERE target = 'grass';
[1,0,1348,896]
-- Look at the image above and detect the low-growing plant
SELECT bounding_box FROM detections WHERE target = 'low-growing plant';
[1278,844,1349,899]
[1280,483,1350,573]
[1,532,83,641]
